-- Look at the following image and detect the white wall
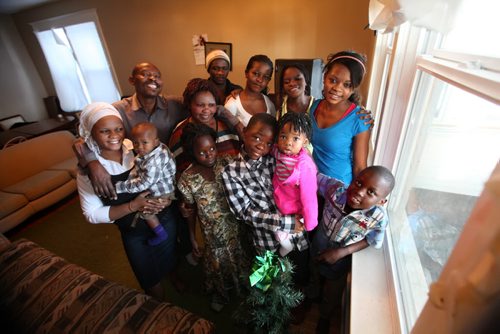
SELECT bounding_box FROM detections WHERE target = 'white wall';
[0,14,47,121]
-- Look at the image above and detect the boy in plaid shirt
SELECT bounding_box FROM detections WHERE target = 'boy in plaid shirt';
[116,122,176,246]
[310,166,395,333]
[221,113,308,255]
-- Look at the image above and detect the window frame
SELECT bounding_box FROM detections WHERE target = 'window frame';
[352,18,500,334]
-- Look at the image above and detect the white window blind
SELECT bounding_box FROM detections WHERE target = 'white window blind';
[31,9,120,112]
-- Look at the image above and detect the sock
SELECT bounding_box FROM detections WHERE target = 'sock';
[148,225,168,246]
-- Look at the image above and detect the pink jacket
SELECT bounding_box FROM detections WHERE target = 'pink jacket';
[273,147,318,231]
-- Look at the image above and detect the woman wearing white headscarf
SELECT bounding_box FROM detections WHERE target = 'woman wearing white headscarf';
[76,102,178,300]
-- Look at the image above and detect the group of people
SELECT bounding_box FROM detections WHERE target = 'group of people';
[74,49,395,333]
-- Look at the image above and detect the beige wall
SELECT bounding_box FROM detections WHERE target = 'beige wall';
[0,14,47,120]
[11,0,374,111]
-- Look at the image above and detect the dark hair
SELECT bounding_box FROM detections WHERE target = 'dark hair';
[278,112,312,141]
[361,165,396,193]
[245,54,274,73]
[323,50,367,104]
[244,55,274,95]
[246,113,277,135]
[278,63,311,99]
[131,122,158,138]
[182,78,220,109]
[180,122,217,159]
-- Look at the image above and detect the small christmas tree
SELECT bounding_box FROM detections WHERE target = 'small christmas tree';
[233,251,304,334]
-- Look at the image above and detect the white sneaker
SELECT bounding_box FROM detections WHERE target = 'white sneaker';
[279,238,294,257]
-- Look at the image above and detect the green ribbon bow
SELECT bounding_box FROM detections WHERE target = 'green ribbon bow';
[249,251,286,292]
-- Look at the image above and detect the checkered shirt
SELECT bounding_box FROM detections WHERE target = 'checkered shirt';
[222,151,308,252]
[318,173,387,249]
[116,142,176,198]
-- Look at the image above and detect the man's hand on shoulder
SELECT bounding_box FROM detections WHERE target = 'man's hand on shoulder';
[72,137,87,167]
[88,160,116,199]
[226,88,242,103]
[356,106,374,129]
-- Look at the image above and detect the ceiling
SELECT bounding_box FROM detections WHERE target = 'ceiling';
[0,0,59,14]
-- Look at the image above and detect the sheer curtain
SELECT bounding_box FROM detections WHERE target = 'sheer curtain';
[32,10,120,112]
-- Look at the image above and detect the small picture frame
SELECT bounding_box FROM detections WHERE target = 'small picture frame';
[204,42,233,70]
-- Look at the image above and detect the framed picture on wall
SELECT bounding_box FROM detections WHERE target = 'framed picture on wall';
[204,42,233,70]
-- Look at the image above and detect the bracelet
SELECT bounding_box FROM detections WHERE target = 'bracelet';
[128,201,134,212]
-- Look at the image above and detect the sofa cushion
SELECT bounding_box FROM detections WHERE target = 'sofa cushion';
[0,238,214,333]
[0,131,76,189]
[48,157,79,178]
[0,191,29,219]
[3,170,72,201]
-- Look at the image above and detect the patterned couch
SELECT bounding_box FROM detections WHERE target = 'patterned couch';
[0,234,214,333]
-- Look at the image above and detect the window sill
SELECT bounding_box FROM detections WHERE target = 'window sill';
[350,245,400,333]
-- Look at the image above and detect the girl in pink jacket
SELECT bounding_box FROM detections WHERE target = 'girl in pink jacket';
[273,112,318,256]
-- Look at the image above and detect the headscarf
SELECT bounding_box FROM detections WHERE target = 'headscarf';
[78,102,123,154]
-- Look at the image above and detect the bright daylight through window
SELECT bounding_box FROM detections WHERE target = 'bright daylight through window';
[388,73,500,328]
[31,9,120,112]
[369,0,500,332]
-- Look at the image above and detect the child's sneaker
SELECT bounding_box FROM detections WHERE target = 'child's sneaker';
[278,237,294,257]
[147,225,168,246]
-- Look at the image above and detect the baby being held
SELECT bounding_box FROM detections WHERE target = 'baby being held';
[115,122,176,246]
[273,112,318,256]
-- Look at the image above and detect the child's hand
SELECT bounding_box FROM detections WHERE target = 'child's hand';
[293,215,305,233]
[316,248,347,265]
[140,192,167,215]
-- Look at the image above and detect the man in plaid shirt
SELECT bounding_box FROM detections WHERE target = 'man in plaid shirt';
[222,113,308,254]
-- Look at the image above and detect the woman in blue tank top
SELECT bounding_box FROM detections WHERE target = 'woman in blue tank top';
[310,51,371,185]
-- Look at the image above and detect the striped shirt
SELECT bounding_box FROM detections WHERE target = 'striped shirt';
[273,147,299,182]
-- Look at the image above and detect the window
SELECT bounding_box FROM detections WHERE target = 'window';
[388,72,500,329]
[31,9,120,112]
[367,0,500,332]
